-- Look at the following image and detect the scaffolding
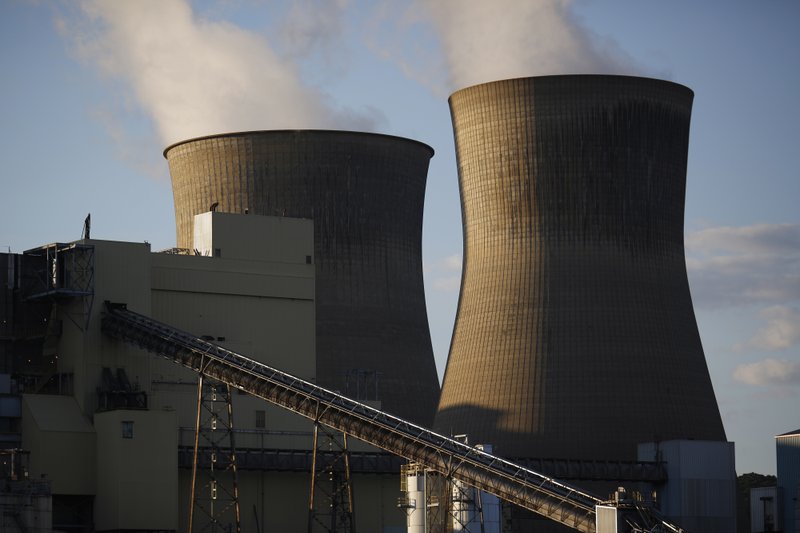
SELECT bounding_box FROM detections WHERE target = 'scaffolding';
[0,449,52,532]
[14,243,95,396]
[22,243,94,331]
[398,463,451,533]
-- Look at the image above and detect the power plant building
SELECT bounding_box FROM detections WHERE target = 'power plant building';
[0,78,740,532]
[435,75,735,531]
[165,131,440,427]
[2,214,408,532]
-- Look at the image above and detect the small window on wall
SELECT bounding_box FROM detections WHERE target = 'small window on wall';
[255,410,266,429]
[121,421,134,439]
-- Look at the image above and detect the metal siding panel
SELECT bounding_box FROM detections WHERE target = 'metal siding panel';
[777,434,800,533]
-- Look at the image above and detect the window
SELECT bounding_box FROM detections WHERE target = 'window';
[255,410,265,429]
[121,420,134,439]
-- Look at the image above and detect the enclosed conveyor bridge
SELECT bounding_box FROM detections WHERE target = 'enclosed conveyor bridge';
[101,302,682,533]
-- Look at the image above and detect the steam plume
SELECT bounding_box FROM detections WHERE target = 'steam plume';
[375,0,642,93]
[63,0,377,148]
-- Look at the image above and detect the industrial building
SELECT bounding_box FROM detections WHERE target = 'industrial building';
[0,76,738,532]
[165,130,441,427]
[776,428,800,533]
[2,212,408,532]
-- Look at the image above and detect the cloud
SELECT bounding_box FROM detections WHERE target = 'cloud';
[735,306,800,352]
[686,224,800,257]
[432,276,461,292]
[59,0,379,149]
[686,224,800,309]
[733,358,800,387]
[426,253,462,292]
[439,254,462,272]
[371,0,643,94]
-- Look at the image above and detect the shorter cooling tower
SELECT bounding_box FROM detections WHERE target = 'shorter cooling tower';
[436,75,726,460]
[165,130,440,426]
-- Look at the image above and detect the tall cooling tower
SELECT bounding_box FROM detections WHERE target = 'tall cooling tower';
[164,130,440,426]
[435,76,726,460]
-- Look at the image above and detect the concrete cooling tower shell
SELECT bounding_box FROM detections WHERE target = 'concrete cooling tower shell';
[164,130,440,426]
[435,75,726,460]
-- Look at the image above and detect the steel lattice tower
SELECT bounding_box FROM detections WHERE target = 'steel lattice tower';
[307,423,355,533]
[435,75,727,461]
[188,377,241,533]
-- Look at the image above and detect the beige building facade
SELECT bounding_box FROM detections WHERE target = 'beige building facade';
[15,212,406,532]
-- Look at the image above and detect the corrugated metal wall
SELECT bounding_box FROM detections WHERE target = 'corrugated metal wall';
[777,432,800,533]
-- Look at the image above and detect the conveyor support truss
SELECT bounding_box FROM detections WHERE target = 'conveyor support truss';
[100,302,681,533]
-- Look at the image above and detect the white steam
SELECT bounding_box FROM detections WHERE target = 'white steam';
[64,0,378,147]
[373,0,642,94]
[61,0,648,148]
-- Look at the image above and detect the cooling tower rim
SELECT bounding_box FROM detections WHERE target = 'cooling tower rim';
[448,74,693,102]
[163,129,434,159]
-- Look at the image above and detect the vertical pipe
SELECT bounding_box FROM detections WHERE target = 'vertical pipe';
[308,422,319,533]
[343,432,354,521]
[188,372,205,533]
[225,383,242,533]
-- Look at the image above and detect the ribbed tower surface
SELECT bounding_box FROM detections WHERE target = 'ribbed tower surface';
[435,75,726,460]
[165,130,440,426]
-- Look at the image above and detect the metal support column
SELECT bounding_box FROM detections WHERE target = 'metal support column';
[308,421,355,533]
[188,374,242,533]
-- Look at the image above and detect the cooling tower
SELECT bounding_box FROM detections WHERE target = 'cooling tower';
[164,130,440,426]
[435,75,726,460]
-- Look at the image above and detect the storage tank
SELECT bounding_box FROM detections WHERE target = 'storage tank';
[435,75,727,460]
[164,130,440,425]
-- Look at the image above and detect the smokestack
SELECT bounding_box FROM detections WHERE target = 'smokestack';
[164,130,440,425]
[436,75,726,460]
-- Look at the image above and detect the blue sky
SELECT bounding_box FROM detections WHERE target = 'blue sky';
[1,0,798,476]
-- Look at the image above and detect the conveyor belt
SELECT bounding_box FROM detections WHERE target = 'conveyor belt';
[101,302,682,533]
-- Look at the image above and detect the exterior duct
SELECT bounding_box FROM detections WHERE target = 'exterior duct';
[164,130,440,426]
[436,75,727,460]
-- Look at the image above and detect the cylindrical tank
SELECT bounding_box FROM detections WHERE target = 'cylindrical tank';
[435,75,726,460]
[164,130,440,426]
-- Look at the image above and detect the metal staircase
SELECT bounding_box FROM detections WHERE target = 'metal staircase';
[100,302,683,533]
